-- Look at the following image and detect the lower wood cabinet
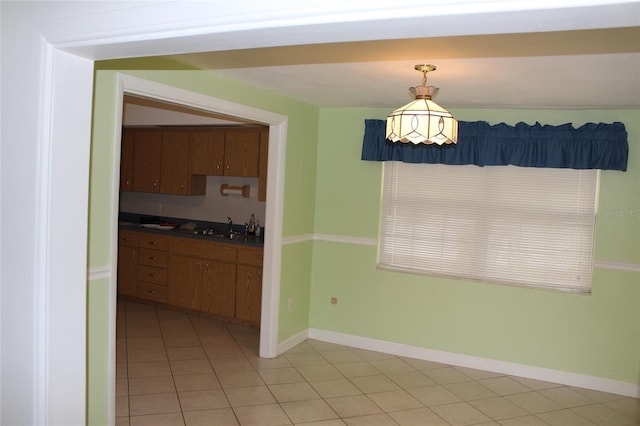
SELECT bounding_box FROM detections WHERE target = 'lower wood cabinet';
[117,245,138,297]
[201,260,236,319]
[118,230,263,326]
[168,255,203,311]
[118,230,139,297]
[235,247,263,326]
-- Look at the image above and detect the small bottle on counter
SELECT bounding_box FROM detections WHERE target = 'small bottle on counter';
[248,213,255,235]
[255,218,261,237]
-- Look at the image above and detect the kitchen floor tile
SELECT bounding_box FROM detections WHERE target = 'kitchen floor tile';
[469,396,529,420]
[172,373,221,392]
[182,408,239,426]
[342,413,397,425]
[280,399,339,423]
[430,401,492,425]
[128,375,175,395]
[258,367,305,385]
[309,378,362,398]
[129,412,185,426]
[387,407,449,425]
[232,403,292,426]
[178,388,229,411]
[128,392,181,416]
[325,395,382,418]
[268,382,321,402]
[224,385,276,407]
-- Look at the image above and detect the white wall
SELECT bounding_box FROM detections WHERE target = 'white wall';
[119,175,266,226]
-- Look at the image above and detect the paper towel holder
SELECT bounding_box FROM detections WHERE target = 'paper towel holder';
[220,184,250,198]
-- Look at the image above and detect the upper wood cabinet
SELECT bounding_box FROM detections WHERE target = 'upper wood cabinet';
[120,130,135,191]
[161,129,206,195]
[258,129,268,202]
[190,128,226,176]
[121,125,268,196]
[224,128,260,177]
[131,128,163,193]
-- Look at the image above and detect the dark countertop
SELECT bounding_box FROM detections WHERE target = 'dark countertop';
[119,212,264,248]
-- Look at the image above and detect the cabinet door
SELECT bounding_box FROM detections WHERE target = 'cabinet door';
[235,264,262,325]
[120,129,135,191]
[117,246,138,297]
[169,255,202,310]
[258,128,269,201]
[190,128,226,176]
[132,129,162,193]
[160,129,191,194]
[224,129,260,177]
[201,261,236,319]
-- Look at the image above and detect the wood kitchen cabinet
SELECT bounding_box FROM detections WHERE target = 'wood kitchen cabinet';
[120,129,135,191]
[136,233,170,303]
[118,230,263,326]
[201,260,237,319]
[169,255,203,311]
[121,125,268,195]
[224,128,260,177]
[117,230,139,297]
[258,128,268,201]
[160,129,206,195]
[235,246,263,326]
[170,237,238,320]
[190,128,226,176]
[131,128,163,193]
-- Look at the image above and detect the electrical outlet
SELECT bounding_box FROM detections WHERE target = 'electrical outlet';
[330,297,338,305]
[288,297,294,312]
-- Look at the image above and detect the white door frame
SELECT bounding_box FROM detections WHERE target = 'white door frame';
[113,74,287,359]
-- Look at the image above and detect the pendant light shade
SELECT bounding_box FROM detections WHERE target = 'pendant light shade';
[386,65,458,145]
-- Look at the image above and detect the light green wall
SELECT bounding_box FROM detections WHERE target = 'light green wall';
[87,65,320,424]
[311,107,640,384]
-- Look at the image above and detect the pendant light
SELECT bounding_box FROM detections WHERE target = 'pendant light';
[386,64,458,145]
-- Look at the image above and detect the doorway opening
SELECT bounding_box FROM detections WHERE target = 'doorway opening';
[109,74,288,392]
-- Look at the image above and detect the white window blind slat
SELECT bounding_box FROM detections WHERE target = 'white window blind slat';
[378,163,598,292]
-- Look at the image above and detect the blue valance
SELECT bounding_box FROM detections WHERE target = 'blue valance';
[361,119,628,171]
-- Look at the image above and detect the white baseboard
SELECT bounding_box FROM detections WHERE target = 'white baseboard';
[300,328,640,398]
[277,328,310,354]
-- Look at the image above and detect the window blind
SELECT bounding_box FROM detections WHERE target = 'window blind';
[378,162,599,293]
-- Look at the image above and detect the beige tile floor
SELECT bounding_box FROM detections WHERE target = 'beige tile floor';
[116,299,639,425]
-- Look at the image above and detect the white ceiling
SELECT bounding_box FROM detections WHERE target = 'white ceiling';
[154,4,640,111]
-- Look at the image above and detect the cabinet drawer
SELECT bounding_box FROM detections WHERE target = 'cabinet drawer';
[237,247,263,266]
[119,230,139,247]
[139,248,169,268]
[171,237,237,262]
[138,282,168,303]
[138,265,168,285]
[139,234,170,251]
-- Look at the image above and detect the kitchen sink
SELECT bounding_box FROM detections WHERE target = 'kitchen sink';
[179,228,259,242]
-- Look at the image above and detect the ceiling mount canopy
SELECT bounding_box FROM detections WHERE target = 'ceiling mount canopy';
[386,64,458,145]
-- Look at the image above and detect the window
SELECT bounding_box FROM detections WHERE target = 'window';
[378,162,599,293]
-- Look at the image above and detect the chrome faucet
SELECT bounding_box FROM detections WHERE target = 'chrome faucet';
[227,217,233,233]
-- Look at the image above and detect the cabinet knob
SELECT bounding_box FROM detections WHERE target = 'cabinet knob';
[148,273,156,278]
[149,290,157,294]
